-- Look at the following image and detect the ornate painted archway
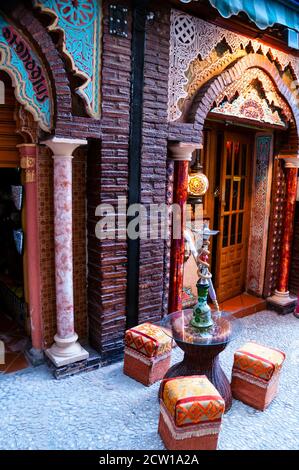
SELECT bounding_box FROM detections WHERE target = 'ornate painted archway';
[167,9,299,313]
[188,54,299,149]
[0,12,53,132]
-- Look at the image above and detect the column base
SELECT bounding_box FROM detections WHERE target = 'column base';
[25,347,45,367]
[267,290,297,315]
[45,333,89,367]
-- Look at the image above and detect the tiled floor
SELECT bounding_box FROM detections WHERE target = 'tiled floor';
[219,293,267,318]
[0,313,30,374]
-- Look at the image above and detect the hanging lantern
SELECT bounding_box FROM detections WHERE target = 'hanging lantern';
[188,149,209,200]
[188,173,209,197]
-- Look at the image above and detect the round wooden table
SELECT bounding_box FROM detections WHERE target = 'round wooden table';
[159,309,241,412]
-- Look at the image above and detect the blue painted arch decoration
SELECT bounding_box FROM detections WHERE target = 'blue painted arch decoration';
[33,0,102,118]
[0,13,53,132]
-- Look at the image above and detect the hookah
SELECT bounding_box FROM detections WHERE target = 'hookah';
[185,148,219,331]
[185,223,219,330]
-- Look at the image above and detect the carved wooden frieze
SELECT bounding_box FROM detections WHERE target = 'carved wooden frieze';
[169,9,299,122]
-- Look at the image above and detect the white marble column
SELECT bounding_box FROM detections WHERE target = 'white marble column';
[43,137,89,367]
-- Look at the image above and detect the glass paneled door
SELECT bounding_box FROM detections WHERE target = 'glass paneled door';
[215,132,253,302]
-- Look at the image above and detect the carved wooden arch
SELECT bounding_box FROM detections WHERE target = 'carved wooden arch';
[186,54,299,151]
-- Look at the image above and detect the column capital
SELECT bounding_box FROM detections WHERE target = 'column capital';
[41,137,87,157]
[279,155,299,168]
[169,142,202,162]
[17,143,37,183]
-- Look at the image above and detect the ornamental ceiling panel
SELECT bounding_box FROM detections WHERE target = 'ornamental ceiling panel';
[0,13,53,132]
[33,0,102,118]
[169,9,299,122]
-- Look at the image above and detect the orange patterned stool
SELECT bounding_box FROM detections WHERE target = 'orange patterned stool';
[231,341,286,410]
[123,323,172,386]
[158,376,225,450]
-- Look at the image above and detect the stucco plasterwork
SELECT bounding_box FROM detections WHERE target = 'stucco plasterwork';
[169,9,299,122]
[210,72,292,128]
[213,68,293,123]
[211,88,286,128]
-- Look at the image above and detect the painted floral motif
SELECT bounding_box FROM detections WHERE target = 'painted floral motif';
[56,0,96,27]
[0,14,52,131]
[33,0,102,117]
[211,87,286,127]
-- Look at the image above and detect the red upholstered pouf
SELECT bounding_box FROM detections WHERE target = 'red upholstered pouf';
[158,376,225,450]
[231,341,286,410]
[123,323,172,386]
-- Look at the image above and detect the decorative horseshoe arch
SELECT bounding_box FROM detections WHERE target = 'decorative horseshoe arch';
[0,12,54,133]
[176,54,299,304]
[185,54,299,150]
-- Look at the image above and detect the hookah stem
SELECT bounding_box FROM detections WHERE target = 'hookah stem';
[199,240,220,312]
[184,228,220,312]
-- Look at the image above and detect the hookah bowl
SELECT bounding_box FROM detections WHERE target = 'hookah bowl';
[191,280,214,329]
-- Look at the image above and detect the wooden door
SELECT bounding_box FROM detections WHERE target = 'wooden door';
[215,132,252,302]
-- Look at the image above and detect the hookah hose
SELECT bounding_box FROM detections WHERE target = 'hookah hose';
[184,230,220,312]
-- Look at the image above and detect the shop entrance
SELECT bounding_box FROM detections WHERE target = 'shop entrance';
[0,71,29,373]
[212,130,253,303]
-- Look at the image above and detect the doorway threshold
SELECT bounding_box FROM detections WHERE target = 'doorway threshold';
[219,293,266,318]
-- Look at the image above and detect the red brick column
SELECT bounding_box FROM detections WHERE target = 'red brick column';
[268,163,298,314]
[168,143,200,313]
[18,144,43,354]
[278,168,298,291]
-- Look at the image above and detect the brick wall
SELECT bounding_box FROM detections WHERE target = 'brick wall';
[37,145,56,348]
[86,0,131,361]
[72,148,88,339]
[138,4,171,324]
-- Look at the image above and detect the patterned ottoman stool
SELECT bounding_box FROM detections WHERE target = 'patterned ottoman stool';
[124,323,172,386]
[231,341,286,410]
[158,376,225,450]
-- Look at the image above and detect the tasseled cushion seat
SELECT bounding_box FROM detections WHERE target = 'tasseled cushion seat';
[123,323,172,386]
[231,341,286,410]
[158,375,225,450]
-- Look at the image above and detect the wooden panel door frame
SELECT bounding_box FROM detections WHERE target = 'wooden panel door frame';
[246,132,273,296]
[214,130,254,302]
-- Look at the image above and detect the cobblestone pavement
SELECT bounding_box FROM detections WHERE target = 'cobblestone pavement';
[0,310,298,450]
